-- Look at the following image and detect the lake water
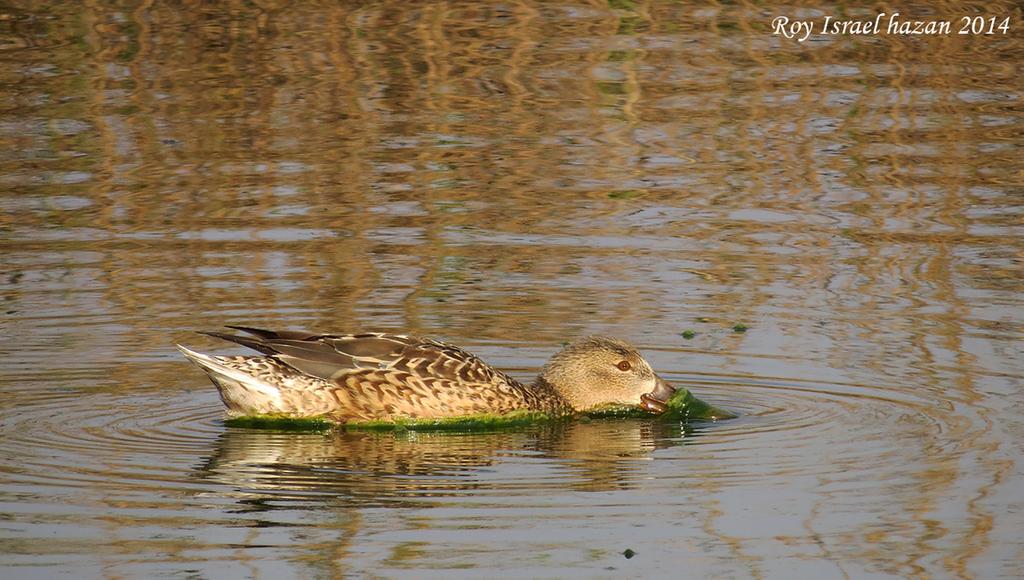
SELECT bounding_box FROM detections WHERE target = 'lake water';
[2,2,1022,578]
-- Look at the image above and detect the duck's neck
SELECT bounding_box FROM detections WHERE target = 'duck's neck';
[525,376,573,413]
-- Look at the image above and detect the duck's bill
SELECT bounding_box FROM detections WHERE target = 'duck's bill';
[639,376,677,414]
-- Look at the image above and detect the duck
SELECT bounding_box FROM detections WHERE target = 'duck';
[177,326,679,424]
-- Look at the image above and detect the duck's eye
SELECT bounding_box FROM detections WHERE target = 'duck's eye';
[616,360,632,372]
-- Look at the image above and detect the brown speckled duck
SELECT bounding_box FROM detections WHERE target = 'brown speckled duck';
[178,326,678,423]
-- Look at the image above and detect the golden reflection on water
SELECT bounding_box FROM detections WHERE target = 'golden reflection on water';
[1,0,1022,577]
[199,419,679,499]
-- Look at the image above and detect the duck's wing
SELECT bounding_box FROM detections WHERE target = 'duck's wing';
[201,326,507,385]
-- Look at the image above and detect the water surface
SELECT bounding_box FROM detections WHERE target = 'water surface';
[2,1,1023,578]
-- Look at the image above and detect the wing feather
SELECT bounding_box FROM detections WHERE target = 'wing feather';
[201,327,506,386]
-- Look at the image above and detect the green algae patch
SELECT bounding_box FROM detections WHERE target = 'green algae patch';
[665,387,736,421]
[584,404,652,419]
[224,414,335,432]
[223,391,734,432]
[226,411,559,433]
[584,388,735,422]
[345,410,558,432]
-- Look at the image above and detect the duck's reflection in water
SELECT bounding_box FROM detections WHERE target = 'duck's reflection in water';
[195,418,699,508]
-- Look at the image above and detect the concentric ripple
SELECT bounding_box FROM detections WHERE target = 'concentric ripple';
[0,365,965,502]
[681,373,944,436]
[1,390,224,495]
[646,372,967,490]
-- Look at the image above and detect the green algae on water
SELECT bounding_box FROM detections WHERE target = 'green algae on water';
[586,387,735,422]
[225,414,335,432]
[225,410,559,433]
[664,387,736,421]
[224,389,734,432]
[346,410,556,432]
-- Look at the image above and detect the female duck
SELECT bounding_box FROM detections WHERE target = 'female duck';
[178,326,678,423]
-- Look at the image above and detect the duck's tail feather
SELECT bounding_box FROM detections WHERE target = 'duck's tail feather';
[197,330,276,355]
[225,325,321,341]
[199,326,323,355]
[176,345,283,415]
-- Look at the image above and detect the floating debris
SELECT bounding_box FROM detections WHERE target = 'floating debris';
[607,190,642,199]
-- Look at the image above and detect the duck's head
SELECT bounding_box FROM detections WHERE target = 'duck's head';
[539,336,677,413]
